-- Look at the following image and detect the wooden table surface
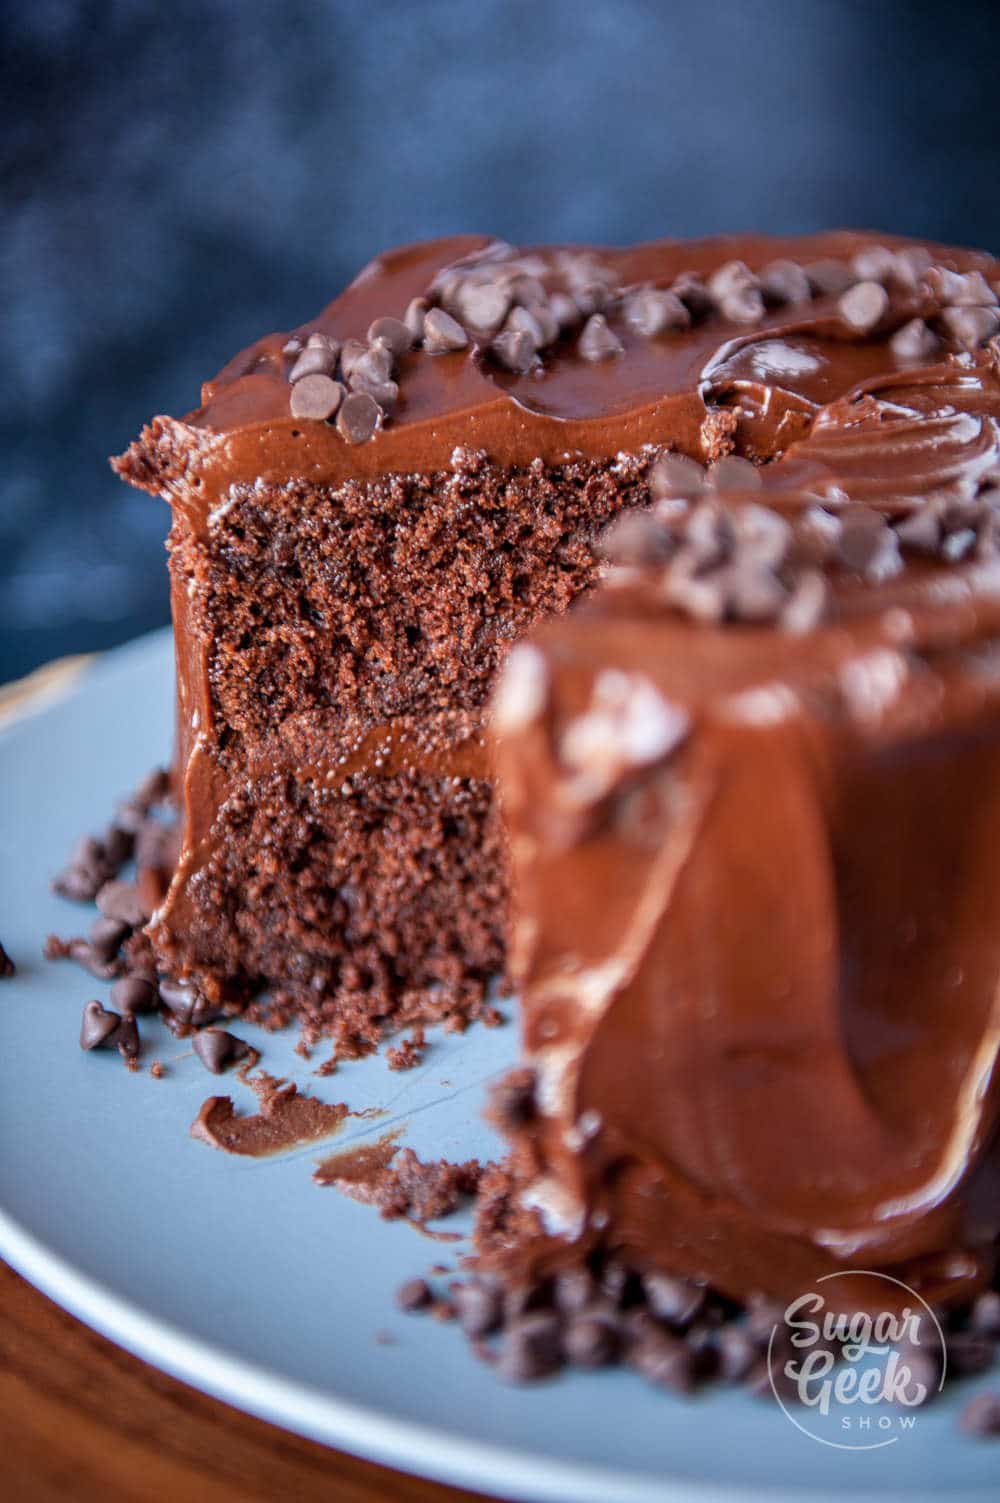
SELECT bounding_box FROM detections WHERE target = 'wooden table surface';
[1,1262,497,1503]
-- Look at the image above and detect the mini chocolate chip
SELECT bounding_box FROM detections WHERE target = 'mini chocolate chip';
[290,374,345,421]
[716,1325,758,1382]
[671,271,712,318]
[597,510,675,567]
[929,267,997,307]
[850,245,899,284]
[102,823,135,871]
[115,1013,140,1061]
[395,1277,433,1312]
[367,316,412,356]
[946,1330,996,1377]
[455,280,511,334]
[80,1000,121,1050]
[0,941,14,978]
[649,452,706,500]
[939,305,1000,348]
[564,1312,622,1369]
[89,916,130,963]
[706,455,762,492]
[577,314,624,362]
[52,835,113,902]
[548,291,581,329]
[496,1312,564,1382]
[192,1027,250,1074]
[554,1268,598,1313]
[781,570,828,633]
[642,1273,705,1329]
[159,978,221,1028]
[839,506,902,579]
[68,937,123,980]
[838,280,889,333]
[523,300,560,347]
[403,297,428,341]
[454,1279,503,1338]
[971,1291,1000,1338]
[893,1340,940,1404]
[804,258,856,296]
[337,338,368,380]
[336,391,383,444]
[421,308,468,354]
[629,1330,696,1392]
[759,259,813,306]
[491,329,537,374]
[623,287,690,337]
[960,1391,1000,1437]
[599,1259,632,1306]
[708,261,764,325]
[96,879,148,929]
[289,346,336,382]
[891,318,938,361]
[503,305,545,349]
[707,260,758,301]
[350,341,395,386]
[487,1067,537,1129]
[111,974,159,1015]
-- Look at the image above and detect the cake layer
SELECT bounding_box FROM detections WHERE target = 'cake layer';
[491,497,1000,1309]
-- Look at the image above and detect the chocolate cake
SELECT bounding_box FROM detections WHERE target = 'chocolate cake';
[490,468,1000,1313]
[113,229,1000,1053]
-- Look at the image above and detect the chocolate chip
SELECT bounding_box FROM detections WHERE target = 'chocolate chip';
[159,978,221,1028]
[781,570,828,633]
[115,1013,140,1061]
[893,1340,940,1404]
[850,246,900,284]
[192,1027,251,1074]
[597,510,675,567]
[649,452,706,500]
[52,835,113,902]
[455,280,510,335]
[282,337,303,356]
[623,287,691,337]
[349,341,395,387]
[548,291,581,330]
[946,1330,996,1377]
[838,279,889,333]
[706,455,761,493]
[960,1391,1000,1437]
[67,937,123,980]
[671,271,712,318]
[496,1312,564,1382]
[503,305,545,349]
[563,1311,622,1369]
[929,267,997,307]
[337,338,368,381]
[395,1277,433,1312]
[629,1329,696,1392]
[288,345,336,382]
[490,329,537,374]
[577,314,624,362]
[80,1000,120,1050]
[0,941,14,978]
[708,261,764,325]
[716,1325,758,1382]
[454,1279,503,1338]
[599,1259,633,1306]
[839,506,902,579]
[111,974,159,1015]
[939,305,1000,348]
[89,915,130,963]
[642,1273,705,1330]
[336,391,383,444]
[96,879,148,929]
[403,297,428,342]
[554,1267,598,1313]
[971,1291,1000,1338]
[290,374,345,421]
[487,1067,537,1129]
[421,307,468,354]
[890,318,938,361]
[804,258,855,296]
[759,259,813,306]
[367,316,413,356]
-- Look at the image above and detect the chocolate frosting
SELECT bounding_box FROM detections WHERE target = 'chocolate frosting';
[495,544,1000,1309]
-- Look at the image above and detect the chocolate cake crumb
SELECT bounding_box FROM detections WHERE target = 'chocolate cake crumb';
[316,1137,487,1228]
[386,1027,427,1071]
[0,941,15,977]
[395,1277,433,1312]
[150,1060,165,1079]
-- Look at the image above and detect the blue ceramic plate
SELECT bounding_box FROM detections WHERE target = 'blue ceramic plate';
[1,629,997,1502]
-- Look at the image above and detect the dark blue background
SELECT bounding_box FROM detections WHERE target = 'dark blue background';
[4,0,998,680]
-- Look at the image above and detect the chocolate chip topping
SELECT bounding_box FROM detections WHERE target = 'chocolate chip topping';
[80,999,120,1050]
[366,316,413,356]
[192,1027,251,1074]
[421,307,469,354]
[623,287,691,337]
[111,974,159,1015]
[891,317,939,360]
[159,978,221,1029]
[939,304,1000,349]
[336,391,383,444]
[759,259,813,306]
[290,374,345,421]
[395,1277,433,1312]
[577,314,624,362]
[490,329,538,374]
[838,279,890,333]
[288,345,337,383]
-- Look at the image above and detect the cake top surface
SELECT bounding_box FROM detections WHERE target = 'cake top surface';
[117,230,1000,504]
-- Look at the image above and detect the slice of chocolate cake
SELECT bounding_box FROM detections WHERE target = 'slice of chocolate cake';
[113,230,1000,1046]
[490,476,1000,1313]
